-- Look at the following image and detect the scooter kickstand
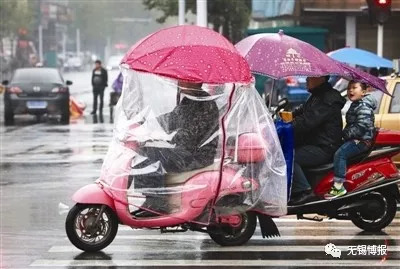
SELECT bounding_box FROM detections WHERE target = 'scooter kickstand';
[297,214,323,222]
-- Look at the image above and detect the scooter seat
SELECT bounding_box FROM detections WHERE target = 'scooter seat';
[165,162,220,185]
[305,152,370,174]
[305,129,379,174]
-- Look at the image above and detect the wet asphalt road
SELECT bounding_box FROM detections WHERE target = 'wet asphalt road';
[1,71,400,268]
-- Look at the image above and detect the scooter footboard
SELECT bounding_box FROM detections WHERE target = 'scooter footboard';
[72,183,115,211]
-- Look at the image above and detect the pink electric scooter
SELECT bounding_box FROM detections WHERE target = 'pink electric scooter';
[65,131,281,252]
[65,25,283,252]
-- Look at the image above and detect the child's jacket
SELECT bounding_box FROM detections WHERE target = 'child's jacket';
[343,94,377,141]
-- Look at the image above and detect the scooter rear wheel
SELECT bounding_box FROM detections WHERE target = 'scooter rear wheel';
[208,211,257,246]
[350,191,397,232]
[66,203,118,252]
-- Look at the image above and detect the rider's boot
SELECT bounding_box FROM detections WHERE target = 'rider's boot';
[288,189,319,206]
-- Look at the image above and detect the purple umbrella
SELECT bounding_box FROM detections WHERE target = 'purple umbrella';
[235,31,390,96]
[236,31,349,79]
[338,62,391,96]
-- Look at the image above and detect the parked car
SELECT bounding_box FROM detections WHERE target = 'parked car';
[2,67,72,125]
[341,73,400,165]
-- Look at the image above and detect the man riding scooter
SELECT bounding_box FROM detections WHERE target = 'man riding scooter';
[289,76,346,205]
[131,80,220,217]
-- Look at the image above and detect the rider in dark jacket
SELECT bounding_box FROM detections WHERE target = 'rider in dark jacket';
[289,76,346,205]
[132,81,219,217]
[293,79,346,152]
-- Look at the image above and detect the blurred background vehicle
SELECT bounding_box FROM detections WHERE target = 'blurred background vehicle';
[257,75,310,110]
[106,55,124,71]
[279,77,310,109]
[2,67,72,125]
[64,53,83,72]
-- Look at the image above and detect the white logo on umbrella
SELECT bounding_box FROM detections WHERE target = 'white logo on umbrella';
[280,48,311,72]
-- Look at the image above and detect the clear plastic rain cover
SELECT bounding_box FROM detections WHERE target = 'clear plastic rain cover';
[99,69,287,224]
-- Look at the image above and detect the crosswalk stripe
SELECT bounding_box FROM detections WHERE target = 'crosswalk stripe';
[76,234,400,241]
[29,259,400,267]
[114,217,400,228]
[268,218,400,223]
[47,245,400,253]
[118,225,400,231]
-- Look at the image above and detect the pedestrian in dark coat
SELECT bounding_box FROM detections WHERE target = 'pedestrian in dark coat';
[91,60,108,115]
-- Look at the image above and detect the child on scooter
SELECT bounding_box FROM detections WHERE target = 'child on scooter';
[325,81,377,199]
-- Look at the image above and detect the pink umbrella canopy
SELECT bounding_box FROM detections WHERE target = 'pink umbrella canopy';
[121,25,252,84]
[235,31,390,96]
[235,31,349,79]
[338,62,391,96]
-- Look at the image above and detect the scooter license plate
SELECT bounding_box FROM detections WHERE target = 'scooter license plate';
[27,101,47,109]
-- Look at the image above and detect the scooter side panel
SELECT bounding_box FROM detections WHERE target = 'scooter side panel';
[72,183,116,211]
[314,158,399,196]
[114,166,256,228]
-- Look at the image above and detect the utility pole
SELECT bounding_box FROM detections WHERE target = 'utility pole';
[366,0,391,57]
[62,31,67,60]
[179,0,185,25]
[104,36,111,62]
[377,24,383,57]
[76,28,80,56]
[196,0,207,27]
[38,0,43,63]
[38,25,43,63]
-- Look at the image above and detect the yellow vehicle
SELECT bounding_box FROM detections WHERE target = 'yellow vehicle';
[376,74,400,164]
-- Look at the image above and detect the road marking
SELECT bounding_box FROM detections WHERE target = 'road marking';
[66,234,400,241]
[48,245,400,253]
[118,225,400,231]
[114,217,400,229]
[271,218,400,223]
[29,259,400,267]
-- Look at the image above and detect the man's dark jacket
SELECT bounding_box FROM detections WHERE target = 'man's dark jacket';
[292,81,346,154]
[91,67,108,90]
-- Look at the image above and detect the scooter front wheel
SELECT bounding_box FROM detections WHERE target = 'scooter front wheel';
[66,204,118,252]
[350,191,397,232]
[208,211,257,246]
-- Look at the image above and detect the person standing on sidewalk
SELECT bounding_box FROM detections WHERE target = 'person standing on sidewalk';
[91,60,108,115]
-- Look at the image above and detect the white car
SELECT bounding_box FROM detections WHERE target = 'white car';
[64,56,83,71]
[106,55,123,70]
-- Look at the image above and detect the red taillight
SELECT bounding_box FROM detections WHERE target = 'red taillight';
[286,77,298,87]
[51,87,68,93]
[376,0,390,5]
[8,86,22,94]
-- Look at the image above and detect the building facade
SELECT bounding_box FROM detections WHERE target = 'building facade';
[250,0,400,59]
